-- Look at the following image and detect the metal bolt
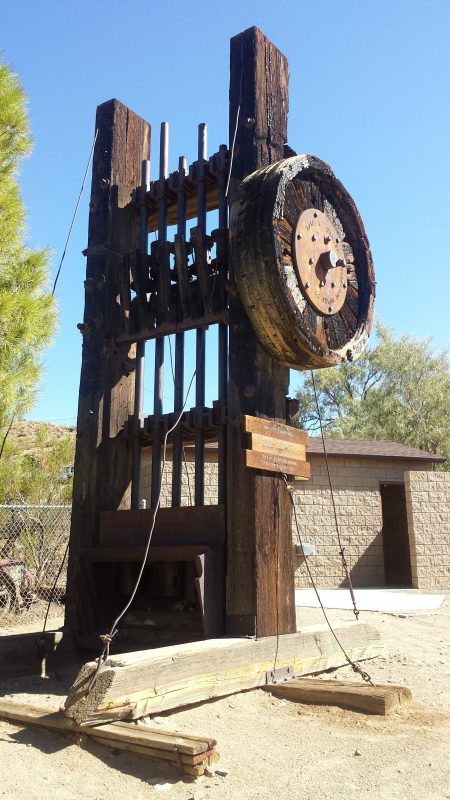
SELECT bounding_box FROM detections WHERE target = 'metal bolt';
[296,233,302,240]
[309,257,314,265]
[312,234,318,242]
[324,234,331,244]
[319,279,325,287]
[328,306,333,313]
[313,211,318,218]
[343,282,347,288]
[244,117,255,128]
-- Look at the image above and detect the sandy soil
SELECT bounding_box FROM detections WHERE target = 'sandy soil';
[0,600,449,800]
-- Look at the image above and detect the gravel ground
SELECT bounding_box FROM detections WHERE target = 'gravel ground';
[0,598,449,800]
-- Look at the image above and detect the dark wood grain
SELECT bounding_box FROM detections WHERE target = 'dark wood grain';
[226,27,296,637]
[66,100,150,635]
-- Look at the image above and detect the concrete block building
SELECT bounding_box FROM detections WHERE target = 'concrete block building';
[141,439,449,590]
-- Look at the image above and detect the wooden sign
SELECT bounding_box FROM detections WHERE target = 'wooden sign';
[242,415,310,480]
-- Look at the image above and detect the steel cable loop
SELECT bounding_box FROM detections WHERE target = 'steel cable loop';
[282,473,374,685]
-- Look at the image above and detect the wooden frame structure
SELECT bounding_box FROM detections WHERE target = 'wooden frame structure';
[65,27,300,645]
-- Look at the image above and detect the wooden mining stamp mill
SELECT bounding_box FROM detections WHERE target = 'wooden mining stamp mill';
[65,26,375,650]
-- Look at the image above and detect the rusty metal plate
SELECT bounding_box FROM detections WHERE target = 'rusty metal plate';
[293,208,348,315]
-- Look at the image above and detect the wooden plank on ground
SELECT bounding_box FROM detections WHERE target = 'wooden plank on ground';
[0,701,218,775]
[64,621,382,725]
[266,678,412,715]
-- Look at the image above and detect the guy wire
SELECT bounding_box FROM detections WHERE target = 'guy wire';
[282,473,374,685]
[52,128,98,296]
[310,369,360,621]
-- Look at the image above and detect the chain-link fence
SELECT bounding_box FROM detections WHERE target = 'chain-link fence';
[0,504,71,628]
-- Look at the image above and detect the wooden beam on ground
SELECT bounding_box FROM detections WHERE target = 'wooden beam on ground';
[266,678,412,715]
[64,622,382,725]
[0,701,218,776]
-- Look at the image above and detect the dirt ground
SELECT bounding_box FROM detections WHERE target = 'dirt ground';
[0,598,449,800]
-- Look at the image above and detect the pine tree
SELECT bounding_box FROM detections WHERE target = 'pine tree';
[0,61,57,438]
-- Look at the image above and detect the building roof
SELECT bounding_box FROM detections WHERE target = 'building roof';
[306,437,446,463]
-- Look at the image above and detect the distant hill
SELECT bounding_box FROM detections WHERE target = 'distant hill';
[9,421,75,455]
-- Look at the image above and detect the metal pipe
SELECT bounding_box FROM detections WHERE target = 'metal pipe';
[172,155,188,507]
[131,159,150,509]
[217,143,228,504]
[195,124,207,505]
[151,123,169,507]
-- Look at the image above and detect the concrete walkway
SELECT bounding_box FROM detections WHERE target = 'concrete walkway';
[295,587,446,614]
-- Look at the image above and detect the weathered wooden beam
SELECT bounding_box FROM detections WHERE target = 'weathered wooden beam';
[65,100,151,635]
[64,621,382,725]
[0,701,218,776]
[266,678,412,715]
[227,27,294,637]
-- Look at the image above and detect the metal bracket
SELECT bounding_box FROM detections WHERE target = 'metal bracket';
[265,665,296,685]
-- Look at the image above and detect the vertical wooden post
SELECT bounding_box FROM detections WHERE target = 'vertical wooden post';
[65,99,150,632]
[226,28,296,637]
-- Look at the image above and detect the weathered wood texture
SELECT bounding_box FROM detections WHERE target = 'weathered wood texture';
[266,678,412,715]
[71,505,226,642]
[244,449,310,479]
[64,621,382,725]
[65,100,150,633]
[242,415,308,445]
[226,26,295,637]
[0,702,218,776]
[231,155,375,368]
[242,414,310,477]
[98,505,225,547]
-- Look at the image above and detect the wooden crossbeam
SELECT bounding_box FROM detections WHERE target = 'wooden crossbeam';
[64,622,382,726]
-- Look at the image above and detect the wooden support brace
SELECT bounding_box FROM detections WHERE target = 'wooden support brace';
[266,678,412,715]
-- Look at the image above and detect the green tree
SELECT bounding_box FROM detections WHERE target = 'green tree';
[296,323,450,466]
[0,60,56,439]
[0,424,75,504]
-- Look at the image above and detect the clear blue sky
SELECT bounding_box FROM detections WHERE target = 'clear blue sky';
[2,0,449,424]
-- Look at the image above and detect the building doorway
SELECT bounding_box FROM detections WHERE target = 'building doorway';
[380,482,413,587]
